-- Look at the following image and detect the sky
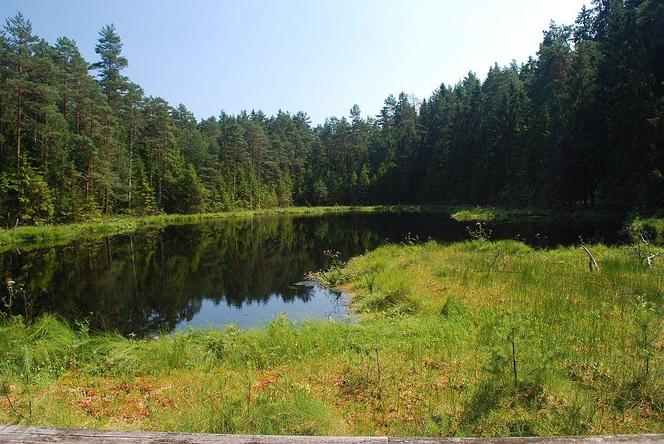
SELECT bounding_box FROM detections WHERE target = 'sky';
[1,0,588,124]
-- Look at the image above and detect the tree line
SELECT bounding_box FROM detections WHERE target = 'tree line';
[0,0,662,225]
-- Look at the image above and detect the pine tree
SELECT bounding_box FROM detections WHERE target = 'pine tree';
[91,24,128,110]
[4,13,40,174]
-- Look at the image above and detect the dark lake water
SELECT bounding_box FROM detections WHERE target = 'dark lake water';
[0,212,625,336]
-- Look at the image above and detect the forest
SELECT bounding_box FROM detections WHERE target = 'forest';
[0,0,663,226]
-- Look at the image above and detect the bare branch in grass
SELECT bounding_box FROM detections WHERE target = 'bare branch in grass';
[580,244,599,272]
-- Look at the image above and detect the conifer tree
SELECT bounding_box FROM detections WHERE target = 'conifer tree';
[91,24,128,110]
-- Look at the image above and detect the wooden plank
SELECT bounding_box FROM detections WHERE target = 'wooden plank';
[0,426,386,444]
[388,436,664,443]
[0,426,662,444]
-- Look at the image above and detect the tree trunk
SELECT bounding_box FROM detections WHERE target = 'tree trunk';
[42,114,49,167]
[0,89,5,168]
[75,106,81,134]
[148,153,153,187]
[86,159,92,198]
[62,78,68,121]
[128,151,133,210]
[15,64,23,175]
[127,109,135,210]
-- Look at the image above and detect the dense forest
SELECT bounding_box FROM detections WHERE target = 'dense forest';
[0,0,663,225]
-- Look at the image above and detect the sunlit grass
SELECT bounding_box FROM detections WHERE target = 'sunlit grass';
[450,207,550,222]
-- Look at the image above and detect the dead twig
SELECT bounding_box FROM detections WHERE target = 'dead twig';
[486,250,504,273]
[645,252,661,269]
[629,229,661,269]
[3,392,29,422]
[580,244,599,272]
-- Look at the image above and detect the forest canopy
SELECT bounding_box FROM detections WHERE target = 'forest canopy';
[0,0,663,225]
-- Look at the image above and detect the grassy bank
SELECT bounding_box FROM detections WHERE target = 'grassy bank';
[0,205,430,253]
[1,239,662,436]
[449,207,626,223]
[0,205,560,254]
[0,204,605,254]
[449,207,550,222]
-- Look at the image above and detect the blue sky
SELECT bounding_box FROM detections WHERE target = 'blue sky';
[1,0,588,124]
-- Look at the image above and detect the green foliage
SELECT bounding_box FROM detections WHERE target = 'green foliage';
[276,174,293,207]
[0,167,54,226]
[136,173,158,216]
[312,178,328,205]
[175,164,207,214]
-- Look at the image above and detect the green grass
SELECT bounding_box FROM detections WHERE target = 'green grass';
[1,239,663,436]
[449,206,625,223]
[449,207,550,222]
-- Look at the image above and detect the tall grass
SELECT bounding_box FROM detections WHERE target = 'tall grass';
[1,239,663,436]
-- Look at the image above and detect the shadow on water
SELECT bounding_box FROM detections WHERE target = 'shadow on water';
[0,212,625,336]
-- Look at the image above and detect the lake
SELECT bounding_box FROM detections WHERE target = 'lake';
[0,211,625,336]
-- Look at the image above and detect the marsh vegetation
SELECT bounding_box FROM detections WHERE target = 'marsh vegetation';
[0,212,662,437]
[0,211,623,334]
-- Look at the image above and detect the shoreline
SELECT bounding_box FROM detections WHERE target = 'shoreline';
[0,205,417,253]
[0,205,629,253]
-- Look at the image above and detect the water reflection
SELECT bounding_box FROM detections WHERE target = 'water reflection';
[0,212,624,335]
[178,286,349,331]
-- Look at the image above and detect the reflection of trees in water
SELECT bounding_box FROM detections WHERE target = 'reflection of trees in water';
[0,215,384,335]
[0,213,621,336]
